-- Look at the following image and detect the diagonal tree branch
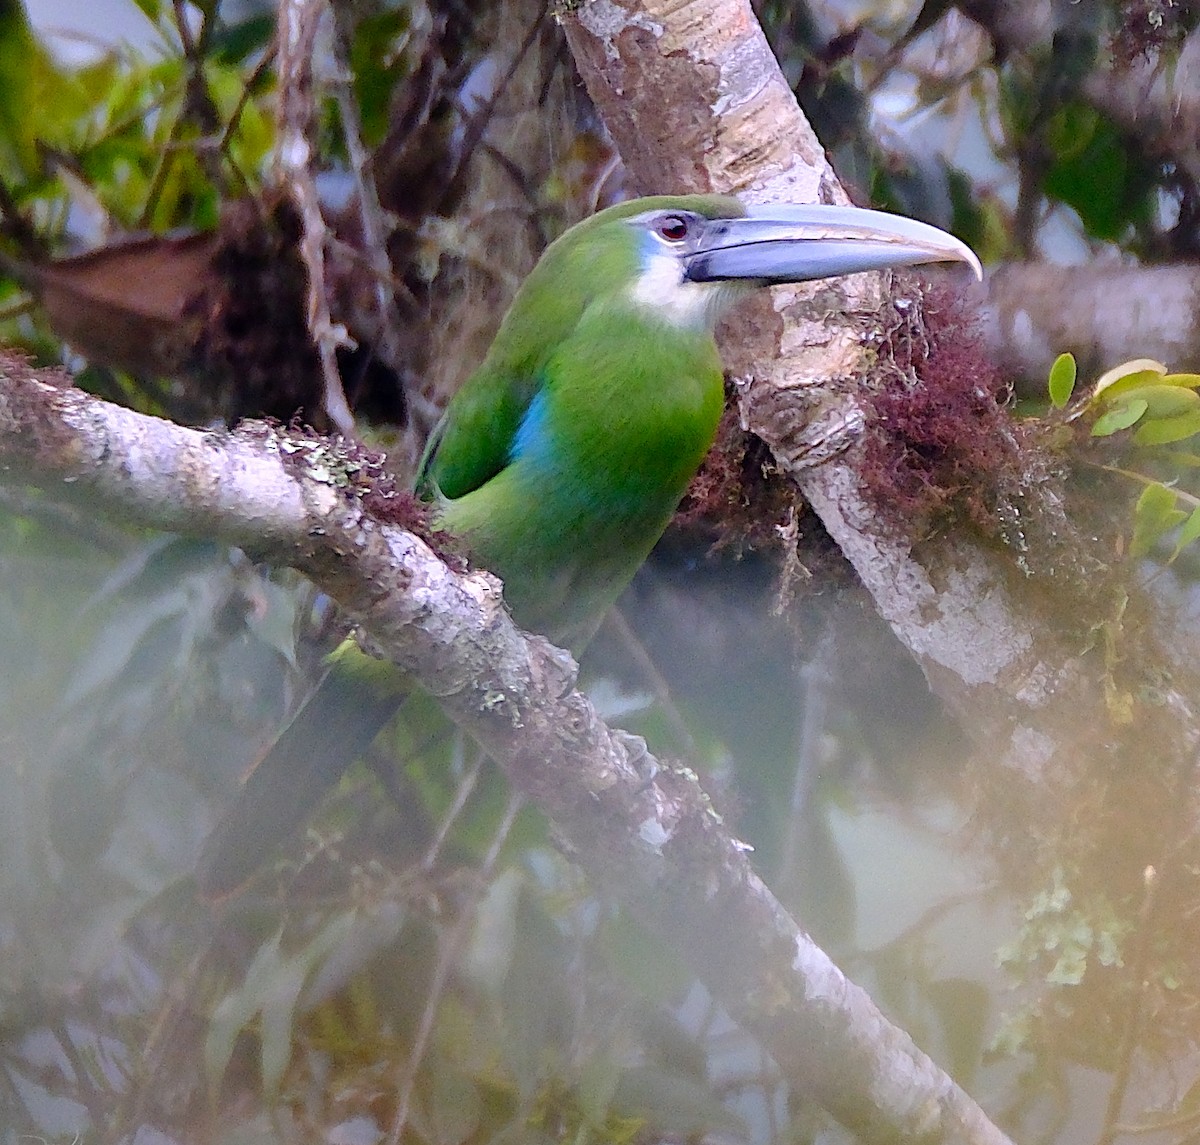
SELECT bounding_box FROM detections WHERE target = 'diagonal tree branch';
[0,358,1010,1145]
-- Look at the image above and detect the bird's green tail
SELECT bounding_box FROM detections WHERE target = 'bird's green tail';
[196,647,409,898]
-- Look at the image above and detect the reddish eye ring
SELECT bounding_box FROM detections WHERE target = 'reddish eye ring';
[656,215,690,242]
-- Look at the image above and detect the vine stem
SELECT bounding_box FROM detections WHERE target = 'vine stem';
[1094,461,1200,509]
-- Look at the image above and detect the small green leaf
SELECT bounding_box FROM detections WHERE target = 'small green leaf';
[1092,358,1167,400]
[1091,398,1148,436]
[1117,384,1200,418]
[1136,481,1186,521]
[1134,409,1200,445]
[1130,482,1187,558]
[259,960,309,1101]
[1169,505,1200,563]
[1048,352,1077,407]
[1159,373,1200,389]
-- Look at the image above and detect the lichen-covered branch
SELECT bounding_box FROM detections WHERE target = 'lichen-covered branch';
[0,359,1010,1145]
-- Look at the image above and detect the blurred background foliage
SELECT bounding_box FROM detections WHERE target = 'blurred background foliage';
[3,0,1200,1142]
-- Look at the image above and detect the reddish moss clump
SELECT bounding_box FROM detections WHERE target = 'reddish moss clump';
[249,420,466,569]
[350,443,468,570]
[859,284,1024,542]
[674,396,796,552]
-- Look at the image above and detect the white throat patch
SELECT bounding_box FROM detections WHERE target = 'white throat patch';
[628,245,728,329]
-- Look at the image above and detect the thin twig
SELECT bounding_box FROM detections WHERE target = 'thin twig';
[275,0,356,436]
[217,46,278,176]
[440,14,545,208]
[422,740,486,872]
[604,606,698,757]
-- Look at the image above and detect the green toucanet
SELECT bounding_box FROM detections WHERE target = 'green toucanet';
[196,194,980,896]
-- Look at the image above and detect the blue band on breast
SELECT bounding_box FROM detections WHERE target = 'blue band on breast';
[511,387,552,465]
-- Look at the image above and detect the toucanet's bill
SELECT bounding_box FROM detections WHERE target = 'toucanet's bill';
[196,194,980,896]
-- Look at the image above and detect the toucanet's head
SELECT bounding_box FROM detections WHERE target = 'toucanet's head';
[485,194,981,367]
[612,194,982,329]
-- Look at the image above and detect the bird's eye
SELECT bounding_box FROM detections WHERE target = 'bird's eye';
[655,214,691,242]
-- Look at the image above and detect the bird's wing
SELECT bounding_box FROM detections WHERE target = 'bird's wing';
[416,366,541,501]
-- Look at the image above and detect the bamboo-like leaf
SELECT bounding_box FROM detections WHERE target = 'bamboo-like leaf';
[205,929,286,1093]
[429,1064,483,1145]
[204,912,359,1098]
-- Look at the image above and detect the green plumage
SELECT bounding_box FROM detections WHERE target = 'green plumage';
[419,196,738,647]
[197,196,738,895]
[418,195,737,502]
[427,297,724,648]
[196,192,980,896]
